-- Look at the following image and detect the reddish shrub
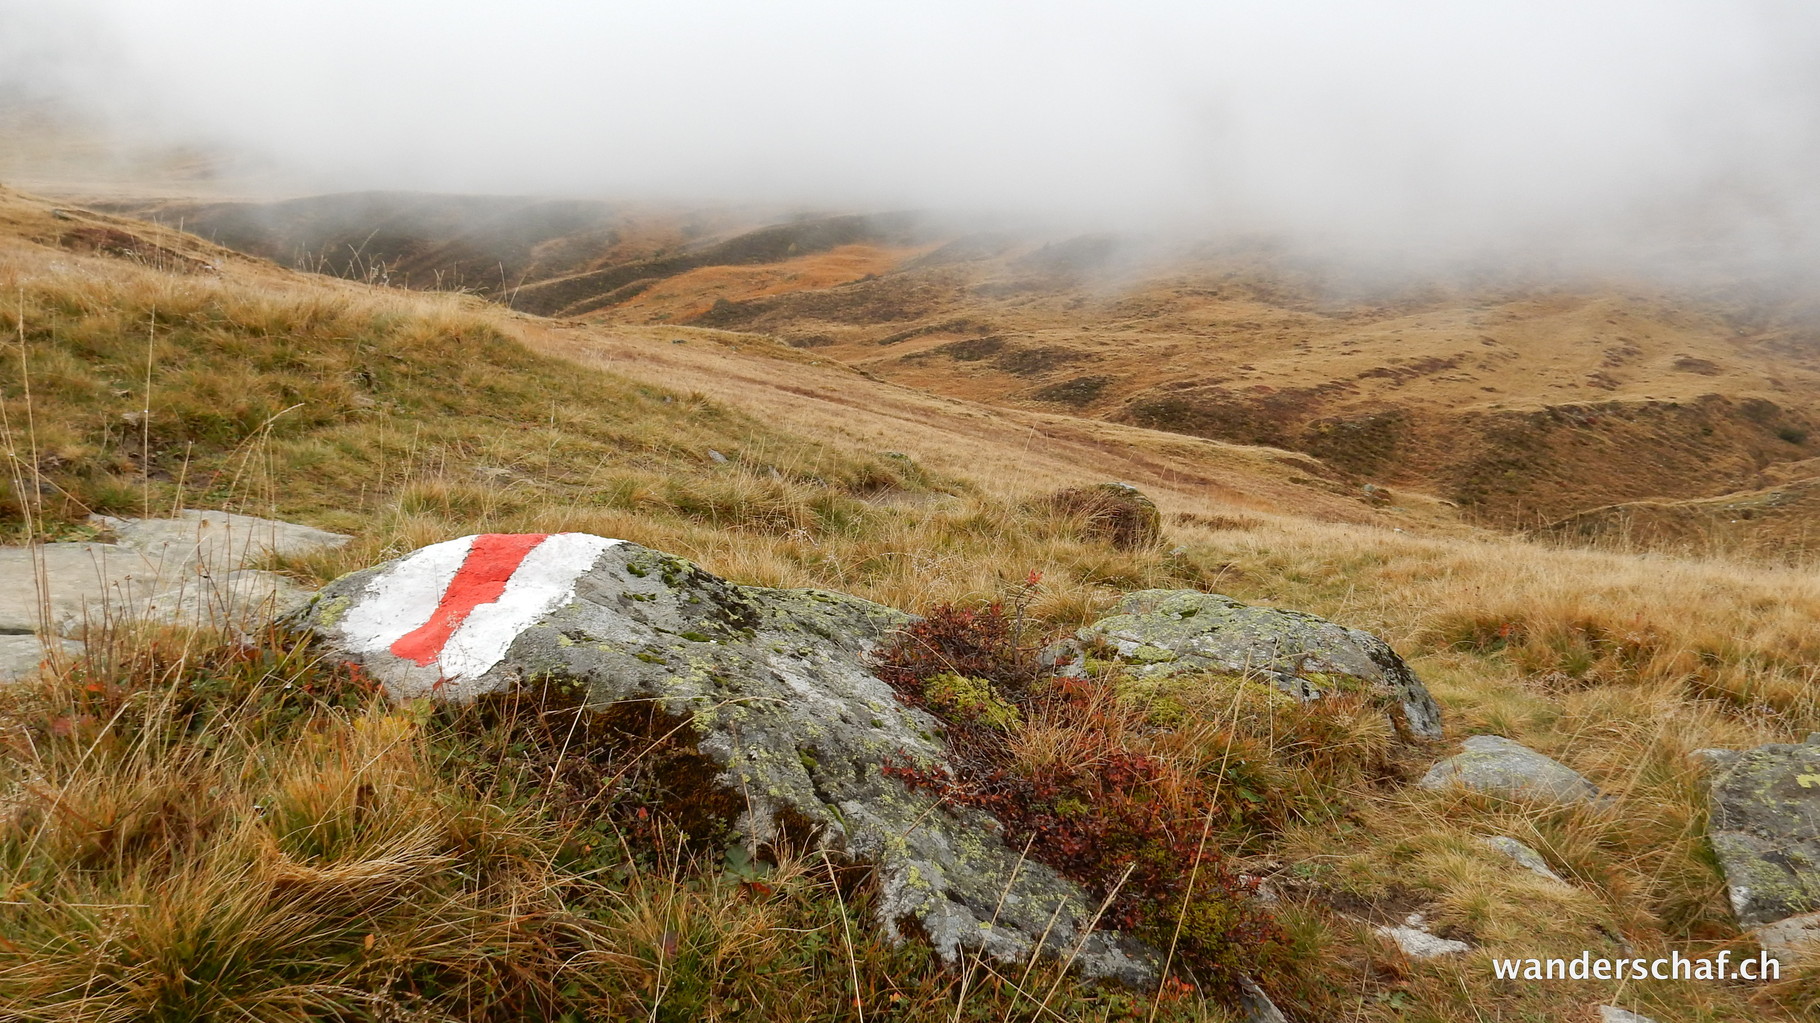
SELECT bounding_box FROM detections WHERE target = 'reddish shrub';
[872,600,1283,993]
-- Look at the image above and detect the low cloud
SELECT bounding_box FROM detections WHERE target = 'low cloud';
[7,0,1820,281]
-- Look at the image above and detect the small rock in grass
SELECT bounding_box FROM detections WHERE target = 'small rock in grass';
[1419,735,1600,804]
[1046,481,1162,550]
[1482,835,1570,885]
[1598,1007,1660,1023]
[1374,913,1470,958]
[1238,975,1290,1023]
[1750,911,1820,958]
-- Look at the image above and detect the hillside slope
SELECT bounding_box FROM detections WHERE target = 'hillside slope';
[0,184,1408,605]
[95,191,1820,537]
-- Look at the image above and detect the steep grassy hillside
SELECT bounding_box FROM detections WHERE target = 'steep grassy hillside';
[2,187,1817,1022]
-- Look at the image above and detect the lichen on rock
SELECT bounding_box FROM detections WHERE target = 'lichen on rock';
[1077,589,1444,738]
[1703,734,1820,935]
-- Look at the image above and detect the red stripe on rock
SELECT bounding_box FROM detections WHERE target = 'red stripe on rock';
[389,533,552,667]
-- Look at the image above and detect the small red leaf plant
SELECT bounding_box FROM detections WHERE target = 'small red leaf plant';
[871,577,1284,996]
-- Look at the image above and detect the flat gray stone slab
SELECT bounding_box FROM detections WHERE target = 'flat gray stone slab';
[94,509,349,569]
[1078,589,1443,738]
[0,542,164,635]
[1706,735,1820,931]
[0,511,347,637]
[1419,735,1601,804]
[0,635,82,682]
[141,569,319,633]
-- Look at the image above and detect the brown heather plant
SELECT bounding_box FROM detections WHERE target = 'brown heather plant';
[2,190,1818,1019]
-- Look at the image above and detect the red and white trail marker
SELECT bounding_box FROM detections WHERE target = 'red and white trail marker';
[338,532,622,698]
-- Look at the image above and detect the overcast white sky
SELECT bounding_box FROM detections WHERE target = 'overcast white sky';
[6,1,1820,275]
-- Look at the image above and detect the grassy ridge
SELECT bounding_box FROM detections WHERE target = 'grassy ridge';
[0,248,920,535]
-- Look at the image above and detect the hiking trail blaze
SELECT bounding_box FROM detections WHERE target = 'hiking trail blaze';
[332,532,626,698]
[389,533,551,665]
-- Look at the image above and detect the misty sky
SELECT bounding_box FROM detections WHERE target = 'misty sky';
[7,1,1820,274]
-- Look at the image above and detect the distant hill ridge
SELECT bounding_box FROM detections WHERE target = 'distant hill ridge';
[103,189,1820,547]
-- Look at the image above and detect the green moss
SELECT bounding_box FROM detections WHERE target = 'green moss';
[1299,669,1372,695]
[922,673,1021,733]
[309,592,353,629]
[1126,644,1178,665]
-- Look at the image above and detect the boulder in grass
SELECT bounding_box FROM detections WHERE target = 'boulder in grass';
[1047,482,1162,551]
[295,533,1161,985]
[1701,734,1820,950]
[1078,589,1444,739]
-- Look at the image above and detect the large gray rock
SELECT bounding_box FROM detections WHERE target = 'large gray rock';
[1704,734,1820,936]
[0,510,348,637]
[296,533,1161,984]
[1419,736,1600,804]
[1078,589,1443,738]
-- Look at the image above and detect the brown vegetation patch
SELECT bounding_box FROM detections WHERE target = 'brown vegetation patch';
[1030,374,1113,406]
[60,225,209,272]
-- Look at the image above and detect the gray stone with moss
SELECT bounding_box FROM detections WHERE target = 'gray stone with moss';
[1077,589,1443,738]
[1704,734,1820,932]
[1419,735,1600,804]
[296,535,1159,985]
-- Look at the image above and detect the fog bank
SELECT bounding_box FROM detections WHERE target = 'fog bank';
[6,1,1820,279]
